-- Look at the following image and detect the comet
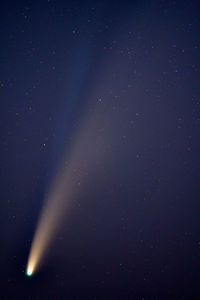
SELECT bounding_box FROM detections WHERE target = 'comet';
[25,102,110,276]
[26,163,75,276]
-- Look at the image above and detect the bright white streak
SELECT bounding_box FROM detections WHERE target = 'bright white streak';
[26,104,110,275]
[26,48,123,274]
[26,167,74,275]
[26,19,147,275]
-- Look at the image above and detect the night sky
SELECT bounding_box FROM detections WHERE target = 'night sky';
[1,1,200,299]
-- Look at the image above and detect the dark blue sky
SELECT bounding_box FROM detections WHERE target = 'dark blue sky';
[0,1,200,299]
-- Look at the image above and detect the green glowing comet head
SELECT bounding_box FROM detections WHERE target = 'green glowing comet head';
[26,270,32,277]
